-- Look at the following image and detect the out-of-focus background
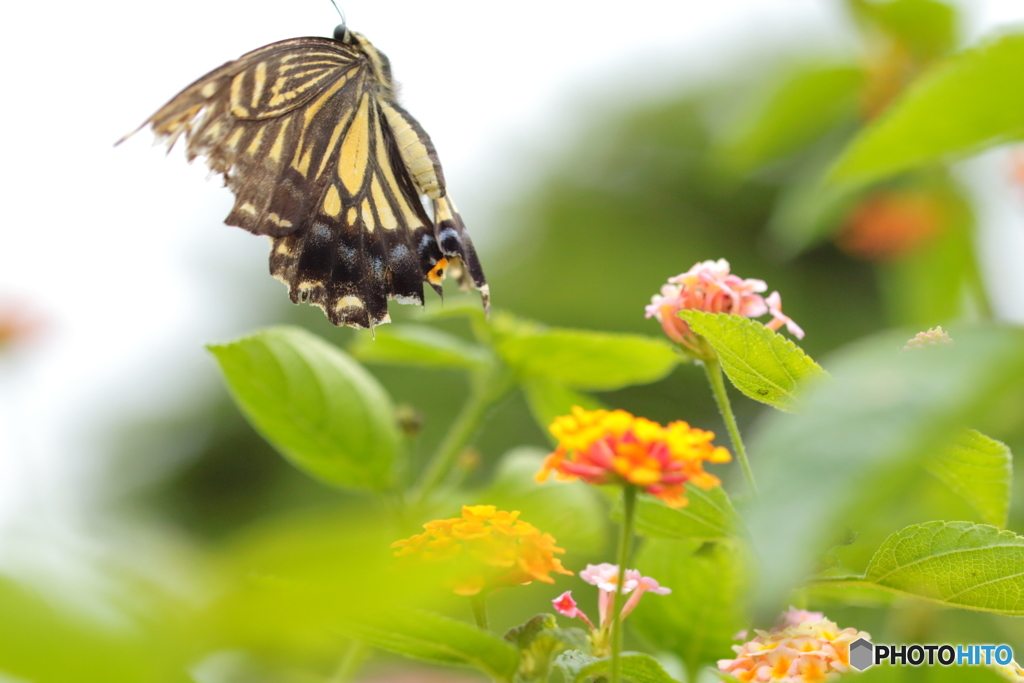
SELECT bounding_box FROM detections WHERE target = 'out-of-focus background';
[2,0,1024,680]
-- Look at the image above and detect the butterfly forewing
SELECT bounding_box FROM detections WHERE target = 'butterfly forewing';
[127,32,488,329]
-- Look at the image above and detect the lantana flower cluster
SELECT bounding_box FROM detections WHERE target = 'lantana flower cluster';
[645,259,804,352]
[718,607,871,682]
[537,406,729,508]
[553,563,671,655]
[903,326,952,351]
[391,505,572,596]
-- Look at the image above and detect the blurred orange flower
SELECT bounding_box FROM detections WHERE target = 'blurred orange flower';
[837,190,942,261]
[391,505,572,596]
[537,407,729,508]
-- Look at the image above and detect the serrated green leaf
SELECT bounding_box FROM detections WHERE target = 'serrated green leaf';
[498,328,680,391]
[338,610,520,682]
[925,430,1012,529]
[742,325,1024,617]
[350,323,489,369]
[680,312,825,411]
[208,326,399,491]
[630,540,751,678]
[575,652,681,683]
[830,32,1024,185]
[860,521,1024,615]
[522,377,604,440]
[724,64,863,172]
[630,489,743,541]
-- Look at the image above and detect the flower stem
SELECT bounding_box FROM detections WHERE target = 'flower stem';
[610,485,638,683]
[702,357,758,497]
[329,640,369,683]
[470,594,490,631]
[412,363,511,506]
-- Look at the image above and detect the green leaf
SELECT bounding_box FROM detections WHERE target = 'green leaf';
[498,328,680,391]
[574,652,681,683]
[630,540,751,678]
[631,488,743,541]
[481,448,605,554]
[350,323,489,369]
[553,650,597,683]
[830,32,1024,185]
[925,430,1012,529]
[208,326,399,491]
[850,0,958,60]
[856,663,1006,682]
[504,614,590,683]
[855,521,1024,615]
[680,312,825,411]
[338,610,520,682]
[742,325,1024,617]
[521,377,604,439]
[724,64,863,172]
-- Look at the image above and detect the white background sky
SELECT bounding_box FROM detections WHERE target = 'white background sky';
[1,0,1023,598]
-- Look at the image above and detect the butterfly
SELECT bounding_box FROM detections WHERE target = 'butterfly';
[121,22,488,329]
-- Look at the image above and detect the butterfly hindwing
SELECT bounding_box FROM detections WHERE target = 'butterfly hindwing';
[126,31,488,329]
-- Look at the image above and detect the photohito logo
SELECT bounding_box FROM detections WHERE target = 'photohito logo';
[849,638,1014,671]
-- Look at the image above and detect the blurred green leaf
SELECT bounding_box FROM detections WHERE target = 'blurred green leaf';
[724,64,863,172]
[856,521,1024,614]
[350,323,490,369]
[208,326,399,491]
[522,377,604,439]
[338,609,520,682]
[574,652,681,683]
[856,664,1006,682]
[631,489,743,541]
[680,312,825,411]
[0,575,192,683]
[742,325,1024,617]
[504,614,590,683]
[850,0,958,59]
[481,448,605,555]
[631,540,751,678]
[830,33,1024,185]
[498,328,680,391]
[925,430,1012,529]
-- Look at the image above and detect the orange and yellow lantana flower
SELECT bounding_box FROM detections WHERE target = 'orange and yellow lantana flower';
[718,607,871,682]
[536,406,730,508]
[391,505,572,596]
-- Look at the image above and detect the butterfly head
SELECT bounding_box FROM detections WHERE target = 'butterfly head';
[334,28,395,95]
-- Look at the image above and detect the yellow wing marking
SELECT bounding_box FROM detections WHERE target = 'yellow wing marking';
[267,116,291,162]
[225,127,244,150]
[246,126,265,155]
[361,198,375,232]
[374,119,424,228]
[338,93,371,195]
[230,72,249,117]
[380,101,441,198]
[323,185,342,217]
[347,207,358,224]
[370,176,399,230]
[251,62,267,108]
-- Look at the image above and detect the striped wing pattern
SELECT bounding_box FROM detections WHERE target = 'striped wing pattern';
[130,35,488,329]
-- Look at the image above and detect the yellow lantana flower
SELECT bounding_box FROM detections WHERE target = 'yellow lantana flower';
[391,505,572,596]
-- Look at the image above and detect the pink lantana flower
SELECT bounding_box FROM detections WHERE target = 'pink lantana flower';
[718,607,870,682]
[553,564,671,656]
[645,259,805,355]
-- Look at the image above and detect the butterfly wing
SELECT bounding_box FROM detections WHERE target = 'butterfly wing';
[128,36,488,329]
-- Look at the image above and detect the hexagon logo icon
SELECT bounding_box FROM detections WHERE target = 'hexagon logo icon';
[850,638,874,671]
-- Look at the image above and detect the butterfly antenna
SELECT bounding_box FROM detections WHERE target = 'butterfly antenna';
[329,0,345,24]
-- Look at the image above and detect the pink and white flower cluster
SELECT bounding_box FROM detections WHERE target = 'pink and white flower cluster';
[718,607,870,682]
[552,563,670,655]
[645,259,804,348]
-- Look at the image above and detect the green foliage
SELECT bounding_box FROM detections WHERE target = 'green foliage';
[857,664,1006,682]
[208,326,400,491]
[522,377,605,440]
[831,32,1024,184]
[631,488,743,541]
[497,327,680,391]
[630,540,751,677]
[925,430,1012,528]
[724,64,863,172]
[680,312,825,411]
[742,325,1024,616]
[860,521,1024,614]
[504,614,590,683]
[350,323,490,369]
[338,610,520,682]
[849,0,958,59]
[572,653,681,683]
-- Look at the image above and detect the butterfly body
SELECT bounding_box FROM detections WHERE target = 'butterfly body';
[127,27,488,329]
